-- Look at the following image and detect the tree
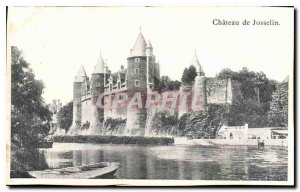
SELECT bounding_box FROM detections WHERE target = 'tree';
[173,80,181,91]
[217,68,236,79]
[155,75,181,92]
[268,82,288,127]
[11,46,52,147]
[57,101,73,132]
[181,65,197,84]
[218,67,276,113]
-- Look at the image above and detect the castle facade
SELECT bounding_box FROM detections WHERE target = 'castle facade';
[68,31,242,136]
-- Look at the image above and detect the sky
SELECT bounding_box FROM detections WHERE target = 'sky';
[7,7,294,104]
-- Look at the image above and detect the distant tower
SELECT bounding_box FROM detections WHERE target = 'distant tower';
[69,65,88,134]
[145,40,160,90]
[89,52,105,134]
[192,50,207,112]
[125,30,149,136]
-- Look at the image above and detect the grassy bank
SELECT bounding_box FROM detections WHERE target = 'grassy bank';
[52,135,174,145]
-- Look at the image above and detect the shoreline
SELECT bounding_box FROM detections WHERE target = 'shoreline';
[174,138,288,147]
[52,135,174,145]
[51,135,288,147]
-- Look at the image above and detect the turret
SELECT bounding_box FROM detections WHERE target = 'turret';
[146,40,153,56]
[125,29,149,136]
[192,50,207,112]
[191,49,205,76]
[69,65,88,134]
[104,61,109,74]
[89,51,105,134]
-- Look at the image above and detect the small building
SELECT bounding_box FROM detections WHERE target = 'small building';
[217,124,249,140]
[271,129,288,139]
[248,128,273,140]
[217,124,287,140]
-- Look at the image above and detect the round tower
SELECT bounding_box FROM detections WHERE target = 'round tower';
[69,65,88,135]
[125,30,149,136]
[191,51,207,113]
[89,52,105,135]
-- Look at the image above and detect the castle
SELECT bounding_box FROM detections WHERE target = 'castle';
[68,30,242,136]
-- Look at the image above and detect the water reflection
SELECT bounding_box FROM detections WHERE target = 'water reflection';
[40,143,287,180]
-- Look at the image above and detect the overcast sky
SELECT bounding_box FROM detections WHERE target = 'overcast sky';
[7,7,293,104]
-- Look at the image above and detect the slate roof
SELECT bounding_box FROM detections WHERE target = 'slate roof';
[129,32,147,57]
[93,51,105,74]
[75,65,87,82]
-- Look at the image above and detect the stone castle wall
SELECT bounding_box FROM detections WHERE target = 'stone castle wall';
[70,78,242,136]
[81,96,92,125]
[206,78,228,104]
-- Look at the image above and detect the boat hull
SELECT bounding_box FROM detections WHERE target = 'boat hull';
[28,162,119,179]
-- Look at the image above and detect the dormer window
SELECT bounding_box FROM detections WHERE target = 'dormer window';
[135,68,139,75]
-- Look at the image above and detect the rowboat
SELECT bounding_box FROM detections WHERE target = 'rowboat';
[28,162,119,179]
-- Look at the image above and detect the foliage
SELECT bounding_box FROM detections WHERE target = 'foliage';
[155,75,181,92]
[10,148,48,174]
[216,67,278,127]
[227,99,268,127]
[217,68,236,79]
[148,105,229,138]
[150,111,178,135]
[218,67,277,108]
[181,65,197,84]
[11,46,52,147]
[57,101,73,132]
[103,117,127,134]
[268,82,288,127]
[175,104,228,138]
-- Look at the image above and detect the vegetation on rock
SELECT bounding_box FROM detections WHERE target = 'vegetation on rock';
[150,111,178,136]
[103,117,127,135]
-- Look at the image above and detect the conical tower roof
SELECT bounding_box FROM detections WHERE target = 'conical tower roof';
[129,31,147,57]
[191,50,205,76]
[146,40,153,49]
[93,51,105,74]
[75,65,87,82]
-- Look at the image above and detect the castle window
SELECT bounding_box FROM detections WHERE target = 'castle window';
[135,80,140,87]
[135,68,139,75]
[135,58,140,63]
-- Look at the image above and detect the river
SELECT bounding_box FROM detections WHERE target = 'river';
[39,143,287,180]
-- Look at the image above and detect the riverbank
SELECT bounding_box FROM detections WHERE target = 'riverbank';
[52,135,174,145]
[174,138,288,147]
